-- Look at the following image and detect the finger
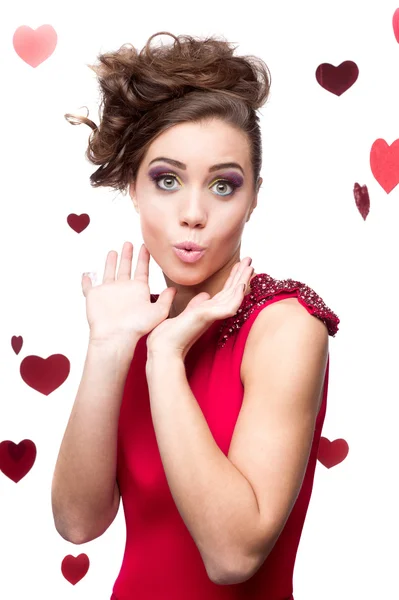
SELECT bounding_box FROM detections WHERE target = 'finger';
[236,265,254,290]
[235,282,247,297]
[186,292,210,311]
[117,241,134,280]
[133,243,150,283]
[156,286,176,315]
[81,273,92,297]
[222,261,241,291]
[223,265,252,300]
[103,250,118,283]
[231,257,252,287]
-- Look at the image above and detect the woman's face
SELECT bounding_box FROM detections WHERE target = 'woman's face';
[129,118,261,292]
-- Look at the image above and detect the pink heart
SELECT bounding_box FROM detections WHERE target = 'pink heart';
[370,138,399,194]
[13,25,57,67]
[392,8,399,43]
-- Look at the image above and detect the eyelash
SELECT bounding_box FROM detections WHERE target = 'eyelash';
[150,172,240,197]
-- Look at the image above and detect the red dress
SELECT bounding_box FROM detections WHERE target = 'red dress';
[111,273,340,600]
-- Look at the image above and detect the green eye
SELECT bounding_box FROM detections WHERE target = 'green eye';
[151,173,238,197]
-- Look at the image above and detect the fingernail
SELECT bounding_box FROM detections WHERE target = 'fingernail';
[82,271,97,284]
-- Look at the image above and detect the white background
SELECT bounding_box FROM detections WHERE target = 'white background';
[0,0,398,598]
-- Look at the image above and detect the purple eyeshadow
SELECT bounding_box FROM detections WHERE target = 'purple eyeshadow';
[221,172,244,187]
[148,167,244,188]
[148,167,172,179]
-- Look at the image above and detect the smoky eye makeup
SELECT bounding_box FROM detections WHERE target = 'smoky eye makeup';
[148,167,184,187]
[147,166,244,190]
[215,172,244,188]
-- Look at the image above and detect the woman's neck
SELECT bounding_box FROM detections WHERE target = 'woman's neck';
[168,273,257,319]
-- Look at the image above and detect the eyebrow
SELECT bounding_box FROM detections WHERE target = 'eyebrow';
[148,156,245,176]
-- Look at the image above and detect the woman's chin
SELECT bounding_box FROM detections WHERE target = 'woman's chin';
[163,265,210,287]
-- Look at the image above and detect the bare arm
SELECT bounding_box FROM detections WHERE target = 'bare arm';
[145,302,328,584]
[51,338,138,544]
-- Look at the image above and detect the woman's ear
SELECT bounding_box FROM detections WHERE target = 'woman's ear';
[129,183,139,213]
[246,199,257,222]
[246,179,262,222]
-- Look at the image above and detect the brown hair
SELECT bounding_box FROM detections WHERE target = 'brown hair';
[65,32,272,195]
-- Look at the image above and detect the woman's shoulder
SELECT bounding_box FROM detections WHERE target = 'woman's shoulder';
[217,272,340,348]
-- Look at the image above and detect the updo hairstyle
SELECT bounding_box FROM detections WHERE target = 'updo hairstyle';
[65,31,272,194]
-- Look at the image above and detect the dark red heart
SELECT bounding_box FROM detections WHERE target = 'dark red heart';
[0,440,36,482]
[61,554,90,585]
[353,183,370,220]
[67,213,90,233]
[11,335,23,354]
[315,61,359,96]
[20,354,70,395]
[318,437,349,468]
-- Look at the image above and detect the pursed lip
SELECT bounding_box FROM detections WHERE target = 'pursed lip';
[173,241,206,251]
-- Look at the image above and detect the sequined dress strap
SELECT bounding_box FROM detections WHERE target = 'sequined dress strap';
[216,273,340,348]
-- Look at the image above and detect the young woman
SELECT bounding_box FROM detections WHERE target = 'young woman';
[51,32,340,600]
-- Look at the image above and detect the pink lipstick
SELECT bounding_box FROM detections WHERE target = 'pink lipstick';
[173,240,207,263]
[173,247,206,263]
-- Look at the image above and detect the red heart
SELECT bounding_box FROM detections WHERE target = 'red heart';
[392,8,399,43]
[67,213,90,233]
[315,61,359,96]
[61,554,90,585]
[20,354,70,396]
[318,437,349,468]
[11,335,23,355]
[370,138,399,193]
[13,25,57,68]
[353,182,370,220]
[0,440,36,482]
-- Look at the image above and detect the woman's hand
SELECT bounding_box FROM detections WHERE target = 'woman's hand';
[82,242,176,346]
[146,257,254,360]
